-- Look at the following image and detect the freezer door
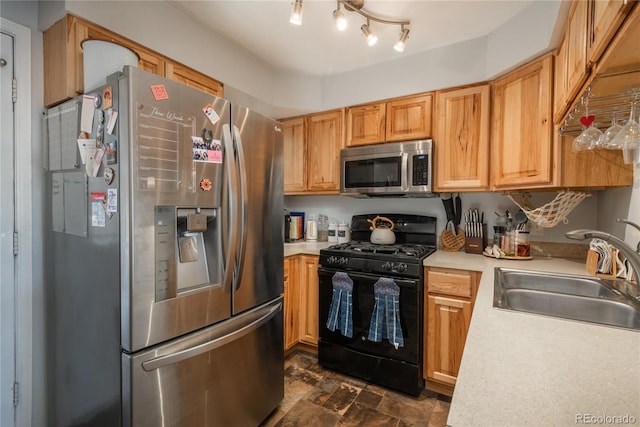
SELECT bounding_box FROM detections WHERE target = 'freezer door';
[122,298,284,427]
[230,106,284,314]
[120,67,233,352]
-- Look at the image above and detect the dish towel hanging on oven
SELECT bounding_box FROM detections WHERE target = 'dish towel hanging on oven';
[367,278,404,349]
[326,272,354,338]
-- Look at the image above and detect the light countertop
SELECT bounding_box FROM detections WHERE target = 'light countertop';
[423,251,640,427]
[284,241,333,257]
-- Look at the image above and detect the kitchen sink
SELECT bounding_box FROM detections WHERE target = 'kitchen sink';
[494,268,640,331]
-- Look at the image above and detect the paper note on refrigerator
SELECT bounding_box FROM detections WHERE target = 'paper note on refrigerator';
[80,95,96,133]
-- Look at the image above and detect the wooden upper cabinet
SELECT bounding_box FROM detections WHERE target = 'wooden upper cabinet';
[385,94,433,142]
[165,62,223,98]
[282,117,306,193]
[492,54,554,190]
[346,103,386,147]
[588,0,635,67]
[434,84,490,192]
[306,110,344,192]
[44,15,223,107]
[554,0,589,124]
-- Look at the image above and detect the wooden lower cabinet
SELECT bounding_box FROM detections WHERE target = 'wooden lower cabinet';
[283,255,319,350]
[283,257,300,351]
[424,267,480,396]
[299,255,320,345]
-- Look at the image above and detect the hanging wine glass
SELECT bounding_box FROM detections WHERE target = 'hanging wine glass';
[601,113,624,149]
[609,101,640,152]
[573,111,602,151]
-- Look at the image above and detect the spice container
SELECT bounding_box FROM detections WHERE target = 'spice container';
[337,222,350,243]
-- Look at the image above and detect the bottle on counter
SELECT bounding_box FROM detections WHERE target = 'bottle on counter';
[317,214,329,242]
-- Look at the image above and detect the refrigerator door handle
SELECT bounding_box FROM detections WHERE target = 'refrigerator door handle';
[221,124,239,294]
[232,125,249,291]
[141,301,282,372]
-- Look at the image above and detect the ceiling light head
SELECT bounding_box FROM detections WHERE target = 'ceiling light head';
[333,4,347,31]
[394,26,410,52]
[361,21,378,47]
[290,0,303,26]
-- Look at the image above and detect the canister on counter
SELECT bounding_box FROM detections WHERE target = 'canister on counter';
[337,222,350,243]
[328,222,338,243]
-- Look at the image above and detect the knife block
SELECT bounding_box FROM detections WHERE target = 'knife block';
[464,224,486,254]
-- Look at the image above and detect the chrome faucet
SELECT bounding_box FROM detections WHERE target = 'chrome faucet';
[566,219,640,295]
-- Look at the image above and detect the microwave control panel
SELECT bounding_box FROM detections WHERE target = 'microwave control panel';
[412,155,429,186]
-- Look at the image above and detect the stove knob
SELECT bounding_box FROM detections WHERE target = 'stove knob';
[328,256,338,265]
[339,257,349,266]
[396,263,408,273]
[382,262,393,271]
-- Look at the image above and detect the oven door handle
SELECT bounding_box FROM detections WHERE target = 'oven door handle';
[318,267,419,287]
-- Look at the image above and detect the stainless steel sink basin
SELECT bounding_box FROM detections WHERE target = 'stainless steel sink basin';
[494,268,640,331]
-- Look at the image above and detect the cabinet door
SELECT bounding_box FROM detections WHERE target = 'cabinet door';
[299,256,319,345]
[588,0,634,66]
[283,257,300,351]
[426,295,472,386]
[566,0,589,103]
[282,118,306,193]
[44,16,82,106]
[306,110,344,192]
[346,103,386,146]
[434,84,490,192]
[165,62,224,98]
[553,33,569,123]
[492,55,554,189]
[385,94,433,142]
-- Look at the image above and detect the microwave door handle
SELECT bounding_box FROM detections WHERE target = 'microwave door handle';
[221,124,239,294]
[141,301,282,371]
[402,152,409,191]
[232,125,248,291]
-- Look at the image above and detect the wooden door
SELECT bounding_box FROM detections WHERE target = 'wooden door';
[282,117,306,193]
[426,295,472,386]
[565,0,589,103]
[553,32,569,123]
[588,0,634,66]
[491,54,554,189]
[306,110,343,192]
[346,103,386,146]
[165,62,223,97]
[385,94,433,142]
[299,256,319,345]
[434,84,490,191]
[283,257,300,350]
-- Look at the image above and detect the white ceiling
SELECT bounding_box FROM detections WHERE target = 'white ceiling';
[167,0,535,77]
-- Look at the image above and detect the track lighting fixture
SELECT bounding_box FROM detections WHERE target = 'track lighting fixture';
[361,20,378,47]
[333,2,348,32]
[289,0,303,26]
[394,26,410,53]
[289,0,410,51]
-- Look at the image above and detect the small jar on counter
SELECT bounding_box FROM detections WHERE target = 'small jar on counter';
[337,222,350,243]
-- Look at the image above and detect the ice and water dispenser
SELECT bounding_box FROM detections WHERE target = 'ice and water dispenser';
[154,206,223,301]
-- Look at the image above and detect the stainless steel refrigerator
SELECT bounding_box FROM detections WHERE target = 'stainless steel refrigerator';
[45,66,284,427]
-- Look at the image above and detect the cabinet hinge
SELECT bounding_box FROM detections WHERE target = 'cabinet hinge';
[12,381,19,407]
[12,78,17,104]
[13,231,18,256]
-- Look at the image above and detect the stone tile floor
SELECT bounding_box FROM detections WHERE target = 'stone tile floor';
[261,350,451,427]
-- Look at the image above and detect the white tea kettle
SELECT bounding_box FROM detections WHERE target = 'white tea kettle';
[367,215,396,245]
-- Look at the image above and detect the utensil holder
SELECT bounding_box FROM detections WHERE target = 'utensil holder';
[464,224,486,254]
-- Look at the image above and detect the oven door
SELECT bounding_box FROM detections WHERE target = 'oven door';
[318,267,422,364]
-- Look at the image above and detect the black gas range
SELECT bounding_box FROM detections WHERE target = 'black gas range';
[318,214,437,396]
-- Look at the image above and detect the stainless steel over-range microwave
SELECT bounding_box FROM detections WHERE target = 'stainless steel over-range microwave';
[340,139,435,197]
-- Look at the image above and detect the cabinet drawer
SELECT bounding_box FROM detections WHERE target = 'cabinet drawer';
[427,269,472,298]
